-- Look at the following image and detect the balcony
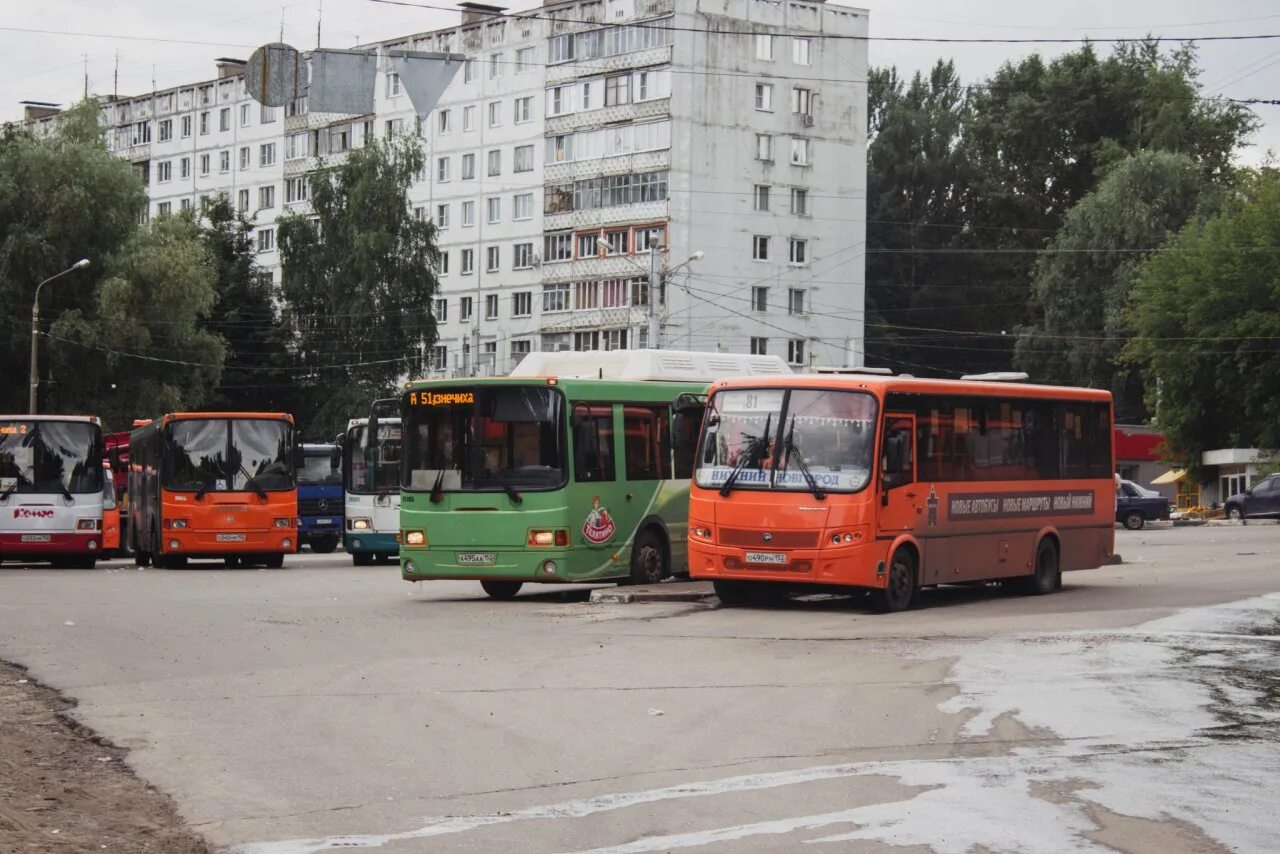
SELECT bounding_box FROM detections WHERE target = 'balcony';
[545,97,671,135]
[546,45,673,86]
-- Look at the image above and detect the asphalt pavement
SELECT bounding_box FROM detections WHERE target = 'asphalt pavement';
[2,523,1278,853]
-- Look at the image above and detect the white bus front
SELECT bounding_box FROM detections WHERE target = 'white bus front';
[0,416,106,568]
[343,417,401,566]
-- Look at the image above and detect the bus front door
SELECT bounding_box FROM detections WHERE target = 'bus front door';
[878,414,921,535]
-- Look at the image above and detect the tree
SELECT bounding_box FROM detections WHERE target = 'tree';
[47,215,227,427]
[198,195,294,413]
[1014,151,1216,419]
[279,135,439,438]
[1123,168,1280,479]
[0,99,147,410]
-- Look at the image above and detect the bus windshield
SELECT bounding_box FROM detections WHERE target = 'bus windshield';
[299,449,341,486]
[696,388,877,494]
[346,423,402,494]
[163,418,294,492]
[403,386,565,492]
[0,420,103,496]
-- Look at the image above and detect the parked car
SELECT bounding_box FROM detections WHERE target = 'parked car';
[1223,474,1280,521]
[1116,479,1171,530]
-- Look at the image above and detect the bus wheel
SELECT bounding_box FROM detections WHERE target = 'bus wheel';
[628,529,667,586]
[72,556,97,570]
[713,579,752,606]
[224,556,242,568]
[481,580,522,600]
[1122,510,1145,530]
[352,553,373,567]
[310,536,339,554]
[264,554,285,569]
[135,550,151,568]
[871,550,918,613]
[1021,539,1060,596]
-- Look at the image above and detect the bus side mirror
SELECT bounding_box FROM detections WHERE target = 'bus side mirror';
[293,440,306,470]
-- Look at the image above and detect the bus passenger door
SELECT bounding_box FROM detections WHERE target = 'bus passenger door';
[878,414,921,535]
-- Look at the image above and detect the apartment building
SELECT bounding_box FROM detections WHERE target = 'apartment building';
[33,0,868,374]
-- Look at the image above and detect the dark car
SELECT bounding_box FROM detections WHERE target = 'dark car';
[1223,474,1280,521]
[1116,479,1171,530]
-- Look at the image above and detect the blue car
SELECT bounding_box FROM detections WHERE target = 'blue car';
[297,443,343,553]
[1117,479,1171,530]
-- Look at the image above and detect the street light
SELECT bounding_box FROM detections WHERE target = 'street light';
[596,238,703,350]
[29,258,90,413]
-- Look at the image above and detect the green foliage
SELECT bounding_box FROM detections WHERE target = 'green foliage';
[279,134,438,438]
[1015,151,1215,419]
[0,99,147,410]
[47,215,226,428]
[198,195,294,413]
[1123,169,1280,478]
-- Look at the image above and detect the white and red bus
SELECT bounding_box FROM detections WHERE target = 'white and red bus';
[0,415,106,568]
[689,375,1115,611]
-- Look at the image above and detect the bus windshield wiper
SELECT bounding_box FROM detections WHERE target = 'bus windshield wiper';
[783,435,826,501]
[56,480,73,502]
[0,467,33,501]
[486,468,523,504]
[719,414,772,498]
[238,464,269,499]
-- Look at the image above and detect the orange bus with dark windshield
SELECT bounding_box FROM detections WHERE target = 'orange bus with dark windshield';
[688,374,1114,611]
[127,413,300,568]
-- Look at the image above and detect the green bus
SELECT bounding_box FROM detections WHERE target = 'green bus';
[397,351,790,598]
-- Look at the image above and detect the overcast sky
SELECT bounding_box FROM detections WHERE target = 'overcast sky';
[3,0,1278,161]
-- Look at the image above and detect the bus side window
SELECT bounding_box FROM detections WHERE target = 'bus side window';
[672,406,703,480]
[572,405,616,483]
[624,406,671,481]
[881,419,914,489]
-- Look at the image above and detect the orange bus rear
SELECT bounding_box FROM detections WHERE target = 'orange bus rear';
[127,413,300,568]
[688,375,1114,611]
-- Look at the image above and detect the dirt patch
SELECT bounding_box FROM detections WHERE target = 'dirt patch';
[0,660,209,853]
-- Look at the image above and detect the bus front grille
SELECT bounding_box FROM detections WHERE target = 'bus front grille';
[718,529,820,548]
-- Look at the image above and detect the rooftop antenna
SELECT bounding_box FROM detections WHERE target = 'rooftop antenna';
[113,50,119,99]
[280,6,286,42]
[83,54,88,98]
[316,0,323,48]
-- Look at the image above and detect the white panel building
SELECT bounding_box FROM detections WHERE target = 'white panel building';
[28,0,868,376]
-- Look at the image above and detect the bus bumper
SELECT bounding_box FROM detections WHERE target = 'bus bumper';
[688,540,885,589]
[0,532,101,556]
[345,532,399,555]
[300,516,343,540]
[399,546,581,583]
[159,530,297,556]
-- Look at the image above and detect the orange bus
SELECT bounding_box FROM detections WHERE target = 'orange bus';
[689,374,1114,611]
[127,413,300,568]
[101,459,121,555]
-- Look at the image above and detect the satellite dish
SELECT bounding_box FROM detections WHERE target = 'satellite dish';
[246,42,303,107]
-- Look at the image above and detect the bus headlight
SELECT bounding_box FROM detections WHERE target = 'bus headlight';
[76,518,101,531]
[690,525,712,540]
[349,517,372,531]
[168,539,180,550]
[164,518,189,529]
[404,530,426,546]
[274,517,292,528]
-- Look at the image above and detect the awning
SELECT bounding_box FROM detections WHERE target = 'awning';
[1151,468,1187,485]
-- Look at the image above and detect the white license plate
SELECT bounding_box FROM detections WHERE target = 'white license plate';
[456,552,496,566]
[315,518,334,525]
[21,534,51,543]
[216,533,246,543]
[745,551,787,565]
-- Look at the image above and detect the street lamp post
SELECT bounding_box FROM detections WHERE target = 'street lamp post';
[29,258,90,413]
[598,239,702,350]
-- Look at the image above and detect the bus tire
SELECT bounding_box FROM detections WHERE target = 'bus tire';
[713,579,752,606]
[871,549,918,613]
[264,554,285,569]
[1021,538,1060,596]
[224,556,243,568]
[310,536,339,554]
[352,552,373,567]
[1122,510,1145,530]
[481,580,522,600]
[73,556,96,570]
[628,528,668,586]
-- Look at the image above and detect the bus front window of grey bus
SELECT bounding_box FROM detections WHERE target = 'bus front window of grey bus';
[0,420,103,496]
[403,387,565,492]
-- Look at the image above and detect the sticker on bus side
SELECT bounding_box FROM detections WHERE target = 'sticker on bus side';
[582,497,616,544]
[947,489,1096,521]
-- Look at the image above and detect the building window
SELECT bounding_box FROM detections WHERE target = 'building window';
[751,287,768,312]
[545,232,572,262]
[488,100,502,127]
[460,296,473,320]
[462,153,475,180]
[513,144,534,172]
[605,74,631,106]
[257,229,275,252]
[439,251,449,275]
[543,282,570,313]
[577,232,600,259]
[514,96,533,123]
[464,58,476,83]
[511,339,532,363]
[789,238,808,265]
[549,33,574,64]
[788,288,805,314]
[285,176,308,203]
[755,33,773,61]
[461,201,476,227]
[219,107,231,132]
[415,207,425,222]
[197,154,210,176]
[791,137,811,165]
[487,149,501,176]
[438,109,451,134]
[237,188,249,211]
[437,156,450,181]
[485,293,499,319]
[753,236,769,261]
[486,245,500,272]
[432,345,448,369]
[180,157,191,179]
[792,87,812,116]
[513,243,533,270]
[240,103,251,126]
[635,225,665,252]
[461,250,474,276]
[386,72,401,97]
[180,198,192,212]
[603,329,628,351]
[261,104,276,123]
[602,278,630,307]
[434,298,448,321]
[200,111,210,134]
[463,105,476,132]
[240,146,250,169]
[285,132,308,160]
[515,46,535,72]
[788,339,806,366]
[259,143,276,166]
[436,203,449,229]
[158,119,172,142]
[513,193,533,220]
[755,83,773,111]
[489,52,502,79]
[574,331,600,352]
[603,229,628,255]
[513,291,532,316]
[156,161,172,182]
[180,115,192,137]
[754,185,770,211]
[793,37,811,66]
[750,337,768,355]
[791,188,809,216]
[756,133,773,161]
[219,150,230,172]
[580,80,594,110]
[259,185,275,209]
[157,201,172,216]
